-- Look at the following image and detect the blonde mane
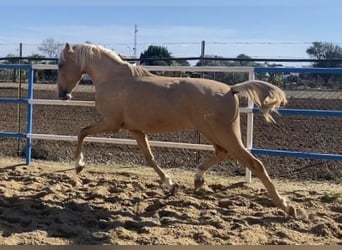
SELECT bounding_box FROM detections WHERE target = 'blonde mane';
[131,65,154,77]
[59,43,153,77]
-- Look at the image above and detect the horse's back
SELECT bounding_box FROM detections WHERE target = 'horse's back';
[132,75,235,114]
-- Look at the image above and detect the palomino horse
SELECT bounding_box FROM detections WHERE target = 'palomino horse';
[57,43,297,217]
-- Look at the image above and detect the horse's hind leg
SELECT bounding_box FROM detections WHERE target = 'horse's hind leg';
[225,136,297,217]
[131,130,177,193]
[75,120,117,173]
[194,145,228,189]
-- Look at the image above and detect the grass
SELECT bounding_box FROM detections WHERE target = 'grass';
[321,191,342,202]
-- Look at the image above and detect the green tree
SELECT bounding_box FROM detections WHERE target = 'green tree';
[236,54,254,66]
[34,54,56,83]
[196,54,263,84]
[306,41,342,67]
[140,45,189,66]
[2,53,19,82]
[306,41,342,88]
[261,63,285,87]
[30,53,45,64]
[140,45,172,66]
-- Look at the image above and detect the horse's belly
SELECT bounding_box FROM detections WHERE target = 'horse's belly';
[123,113,191,133]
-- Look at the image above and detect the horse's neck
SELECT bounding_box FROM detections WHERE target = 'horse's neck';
[85,57,131,84]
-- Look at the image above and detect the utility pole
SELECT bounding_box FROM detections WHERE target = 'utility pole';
[17,42,23,156]
[196,40,206,164]
[200,40,205,65]
[133,24,138,58]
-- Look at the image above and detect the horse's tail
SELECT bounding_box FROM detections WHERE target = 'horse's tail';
[231,80,287,123]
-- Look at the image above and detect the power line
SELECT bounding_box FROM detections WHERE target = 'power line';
[3,41,342,46]
[2,56,342,64]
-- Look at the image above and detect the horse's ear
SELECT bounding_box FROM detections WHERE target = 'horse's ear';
[65,43,70,50]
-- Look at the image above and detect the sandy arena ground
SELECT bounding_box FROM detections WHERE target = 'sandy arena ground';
[0,157,341,245]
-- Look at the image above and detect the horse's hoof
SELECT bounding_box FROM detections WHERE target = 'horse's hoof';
[287,205,297,218]
[194,177,204,190]
[75,166,85,174]
[167,183,179,196]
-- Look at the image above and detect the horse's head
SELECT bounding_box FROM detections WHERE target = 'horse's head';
[57,43,83,100]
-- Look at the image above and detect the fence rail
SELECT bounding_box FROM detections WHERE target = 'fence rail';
[0,64,341,182]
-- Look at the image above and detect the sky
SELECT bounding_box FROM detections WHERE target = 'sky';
[0,0,341,64]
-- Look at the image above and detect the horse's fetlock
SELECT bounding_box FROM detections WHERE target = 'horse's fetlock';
[194,177,204,190]
[75,165,85,174]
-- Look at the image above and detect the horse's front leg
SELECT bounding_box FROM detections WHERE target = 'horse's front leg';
[74,120,116,173]
[131,130,178,194]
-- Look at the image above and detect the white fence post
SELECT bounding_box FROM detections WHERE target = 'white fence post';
[245,69,255,183]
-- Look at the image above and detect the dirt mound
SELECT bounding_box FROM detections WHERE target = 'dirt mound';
[0,157,341,245]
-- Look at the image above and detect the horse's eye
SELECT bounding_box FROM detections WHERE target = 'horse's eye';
[58,63,63,69]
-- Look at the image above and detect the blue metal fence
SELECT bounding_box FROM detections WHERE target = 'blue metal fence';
[0,64,34,165]
[252,67,342,161]
[255,66,342,74]
[0,64,341,165]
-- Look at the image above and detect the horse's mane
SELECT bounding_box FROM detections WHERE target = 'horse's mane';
[60,43,153,77]
[131,65,154,77]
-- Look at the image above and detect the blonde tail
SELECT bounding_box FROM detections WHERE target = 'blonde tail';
[231,80,287,123]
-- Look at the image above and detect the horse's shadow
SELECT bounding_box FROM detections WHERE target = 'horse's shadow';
[0,192,123,244]
[0,163,27,171]
[0,165,151,244]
